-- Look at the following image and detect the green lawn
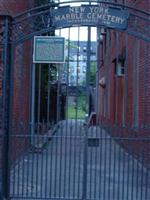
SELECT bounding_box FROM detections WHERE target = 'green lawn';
[67,105,86,119]
[67,96,86,119]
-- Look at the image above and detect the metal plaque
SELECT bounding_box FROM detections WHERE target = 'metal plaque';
[33,36,65,63]
[51,5,129,30]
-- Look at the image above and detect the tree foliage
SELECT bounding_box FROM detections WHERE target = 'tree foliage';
[90,61,96,85]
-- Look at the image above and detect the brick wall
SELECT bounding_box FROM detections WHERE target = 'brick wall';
[127,0,150,12]
[0,0,35,121]
[97,0,150,166]
[0,0,34,15]
[100,32,150,128]
[10,38,33,162]
[12,41,31,128]
[0,1,35,164]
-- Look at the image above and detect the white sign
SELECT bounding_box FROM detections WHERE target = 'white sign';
[33,36,65,63]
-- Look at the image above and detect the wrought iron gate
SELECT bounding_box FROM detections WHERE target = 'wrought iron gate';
[0,1,150,200]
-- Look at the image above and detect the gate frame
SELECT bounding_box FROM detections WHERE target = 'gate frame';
[0,15,12,199]
[0,1,150,199]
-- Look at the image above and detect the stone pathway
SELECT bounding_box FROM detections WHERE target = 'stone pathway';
[10,120,150,200]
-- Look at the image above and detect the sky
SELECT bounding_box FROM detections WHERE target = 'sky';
[55,27,97,41]
[54,1,97,41]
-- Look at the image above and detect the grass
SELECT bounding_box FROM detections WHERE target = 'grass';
[67,95,86,119]
[67,105,86,119]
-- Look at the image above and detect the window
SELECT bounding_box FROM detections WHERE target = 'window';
[82,66,86,73]
[77,67,80,73]
[115,60,124,76]
[70,75,74,80]
[83,47,87,52]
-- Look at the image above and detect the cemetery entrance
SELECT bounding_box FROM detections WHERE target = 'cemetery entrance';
[0,1,150,200]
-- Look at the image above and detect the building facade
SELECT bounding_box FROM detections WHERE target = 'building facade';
[62,41,96,86]
[97,0,150,165]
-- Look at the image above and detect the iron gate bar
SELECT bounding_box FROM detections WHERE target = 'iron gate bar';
[66,28,71,199]
[104,29,109,200]
[10,198,85,200]
[122,34,128,199]
[74,29,79,199]
[1,15,12,199]
[7,134,150,141]
[95,29,100,199]
[58,58,63,198]
[144,42,150,127]
[77,27,81,199]
[144,43,150,200]
[64,28,69,199]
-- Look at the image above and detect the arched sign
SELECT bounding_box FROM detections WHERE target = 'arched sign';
[12,2,150,43]
[51,5,129,29]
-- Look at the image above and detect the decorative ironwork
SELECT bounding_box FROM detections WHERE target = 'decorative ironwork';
[11,1,150,43]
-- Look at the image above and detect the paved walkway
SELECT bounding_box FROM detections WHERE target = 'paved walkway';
[10,120,150,200]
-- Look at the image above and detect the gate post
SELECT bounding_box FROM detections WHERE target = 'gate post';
[0,15,12,200]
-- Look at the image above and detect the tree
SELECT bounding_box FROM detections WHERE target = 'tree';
[90,61,96,86]
[81,61,96,86]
